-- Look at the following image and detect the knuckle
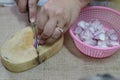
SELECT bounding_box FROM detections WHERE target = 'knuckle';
[19,8,26,13]
[29,2,36,8]
[63,16,68,21]
[42,5,49,12]
[18,4,27,13]
[55,9,63,16]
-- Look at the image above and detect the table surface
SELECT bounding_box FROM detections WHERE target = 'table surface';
[0,6,120,80]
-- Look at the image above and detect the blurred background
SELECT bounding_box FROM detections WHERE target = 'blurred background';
[0,0,120,11]
[89,0,120,11]
[0,0,15,6]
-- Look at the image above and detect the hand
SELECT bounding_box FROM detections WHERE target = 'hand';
[15,0,38,22]
[37,0,90,44]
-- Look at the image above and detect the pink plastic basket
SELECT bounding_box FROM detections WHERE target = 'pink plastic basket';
[69,6,120,58]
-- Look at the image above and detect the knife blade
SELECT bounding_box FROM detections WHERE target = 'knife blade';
[32,23,40,64]
[27,4,40,64]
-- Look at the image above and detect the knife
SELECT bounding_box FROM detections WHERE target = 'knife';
[31,23,40,64]
[27,4,40,64]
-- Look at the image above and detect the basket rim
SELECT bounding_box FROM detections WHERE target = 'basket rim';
[69,6,120,50]
[81,6,120,16]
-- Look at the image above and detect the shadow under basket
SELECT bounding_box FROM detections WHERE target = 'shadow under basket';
[69,6,120,58]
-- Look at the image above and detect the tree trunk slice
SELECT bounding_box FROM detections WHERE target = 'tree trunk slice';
[0,27,64,72]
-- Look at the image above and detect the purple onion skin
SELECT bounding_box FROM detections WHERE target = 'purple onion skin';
[33,37,37,48]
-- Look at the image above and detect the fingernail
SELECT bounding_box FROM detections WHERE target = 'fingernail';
[30,18,35,23]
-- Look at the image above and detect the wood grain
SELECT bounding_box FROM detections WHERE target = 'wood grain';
[0,27,64,72]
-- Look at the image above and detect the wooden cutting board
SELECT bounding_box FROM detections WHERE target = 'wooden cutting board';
[0,27,64,72]
[0,7,64,72]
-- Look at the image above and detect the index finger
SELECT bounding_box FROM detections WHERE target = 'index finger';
[29,0,38,23]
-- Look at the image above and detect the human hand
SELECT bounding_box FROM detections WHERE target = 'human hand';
[15,0,38,23]
[37,0,90,44]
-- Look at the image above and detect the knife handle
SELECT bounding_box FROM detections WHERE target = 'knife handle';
[26,1,30,23]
